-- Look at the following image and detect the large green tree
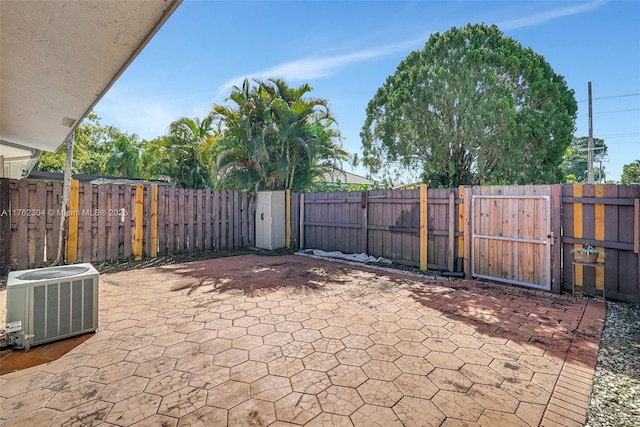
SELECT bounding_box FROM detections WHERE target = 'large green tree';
[361,24,578,187]
[34,112,110,174]
[561,136,607,183]
[212,78,348,192]
[621,160,640,184]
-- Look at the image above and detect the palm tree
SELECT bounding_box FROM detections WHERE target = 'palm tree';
[212,78,349,192]
[163,116,217,189]
[103,127,142,178]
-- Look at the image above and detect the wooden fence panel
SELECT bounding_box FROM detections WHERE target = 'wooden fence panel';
[561,183,639,302]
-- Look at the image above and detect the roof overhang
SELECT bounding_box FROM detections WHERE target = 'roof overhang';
[0,0,182,179]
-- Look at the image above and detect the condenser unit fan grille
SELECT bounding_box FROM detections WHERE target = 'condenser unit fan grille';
[16,266,91,281]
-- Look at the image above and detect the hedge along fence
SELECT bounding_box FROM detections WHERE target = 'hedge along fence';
[0,178,254,271]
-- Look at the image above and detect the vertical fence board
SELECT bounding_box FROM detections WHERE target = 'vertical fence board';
[0,179,10,274]
[33,181,46,267]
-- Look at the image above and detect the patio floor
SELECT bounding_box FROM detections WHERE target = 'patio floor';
[0,254,605,426]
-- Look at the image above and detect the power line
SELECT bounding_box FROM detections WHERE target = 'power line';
[577,92,640,103]
[577,108,640,117]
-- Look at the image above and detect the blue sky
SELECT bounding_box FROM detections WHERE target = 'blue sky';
[94,0,640,183]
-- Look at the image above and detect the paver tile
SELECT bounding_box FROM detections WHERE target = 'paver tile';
[158,386,207,418]
[212,348,248,367]
[207,380,250,409]
[335,348,371,366]
[459,364,504,386]
[328,364,368,388]
[145,370,191,396]
[432,390,483,421]
[501,378,551,405]
[394,355,434,375]
[357,379,403,406]
[97,376,148,403]
[228,398,276,426]
[290,370,332,394]
[230,360,268,383]
[366,344,402,361]
[0,387,52,417]
[490,359,534,381]
[516,401,546,426]
[317,385,364,416]
[267,356,305,377]
[3,408,59,427]
[45,366,97,390]
[131,414,178,427]
[189,365,230,389]
[134,356,177,378]
[393,396,445,427]
[303,351,340,371]
[428,368,473,392]
[393,373,439,399]
[362,359,402,381]
[250,375,292,401]
[477,410,530,427]
[175,405,227,426]
[305,412,354,427]
[313,337,345,353]
[105,393,161,425]
[175,353,213,372]
[468,383,519,412]
[274,392,321,424]
[199,338,231,355]
[351,404,403,426]
[425,351,465,370]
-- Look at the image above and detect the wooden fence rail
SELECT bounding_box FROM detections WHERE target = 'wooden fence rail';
[1,178,254,270]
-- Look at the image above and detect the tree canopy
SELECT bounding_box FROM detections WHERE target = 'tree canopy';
[361,24,578,187]
[212,78,349,192]
[621,160,640,184]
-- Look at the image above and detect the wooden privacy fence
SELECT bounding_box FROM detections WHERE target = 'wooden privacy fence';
[297,184,640,302]
[2,178,638,302]
[0,178,254,271]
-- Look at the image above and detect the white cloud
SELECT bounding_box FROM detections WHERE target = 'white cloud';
[216,36,425,98]
[498,0,607,30]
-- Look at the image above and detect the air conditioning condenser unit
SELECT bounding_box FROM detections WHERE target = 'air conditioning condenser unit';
[5,263,99,350]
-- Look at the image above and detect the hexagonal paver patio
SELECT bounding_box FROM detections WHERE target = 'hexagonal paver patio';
[0,254,604,426]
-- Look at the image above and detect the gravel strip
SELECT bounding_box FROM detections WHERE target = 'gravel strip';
[587,301,640,426]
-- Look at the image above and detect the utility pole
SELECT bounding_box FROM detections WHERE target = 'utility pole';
[587,82,595,184]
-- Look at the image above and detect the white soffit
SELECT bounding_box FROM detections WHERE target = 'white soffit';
[0,0,181,156]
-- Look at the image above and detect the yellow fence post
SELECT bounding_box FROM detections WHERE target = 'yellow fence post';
[285,189,291,249]
[66,179,80,264]
[150,184,158,258]
[133,184,143,260]
[594,184,605,291]
[573,183,584,287]
[420,183,428,271]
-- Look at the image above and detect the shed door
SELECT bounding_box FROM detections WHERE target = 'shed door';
[471,194,551,290]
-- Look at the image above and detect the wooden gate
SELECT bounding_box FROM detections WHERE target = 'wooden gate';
[471,186,553,290]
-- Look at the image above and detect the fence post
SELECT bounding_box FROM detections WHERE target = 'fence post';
[361,191,368,254]
[150,184,158,258]
[594,184,606,292]
[573,183,584,287]
[0,178,10,274]
[133,184,144,260]
[551,184,562,294]
[635,198,639,255]
[299,193,305,250]
[459,185,471,278]
[420,184,428,271]
[286,189,291,249]
[448,190,456,272]
[67,179,80,264]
